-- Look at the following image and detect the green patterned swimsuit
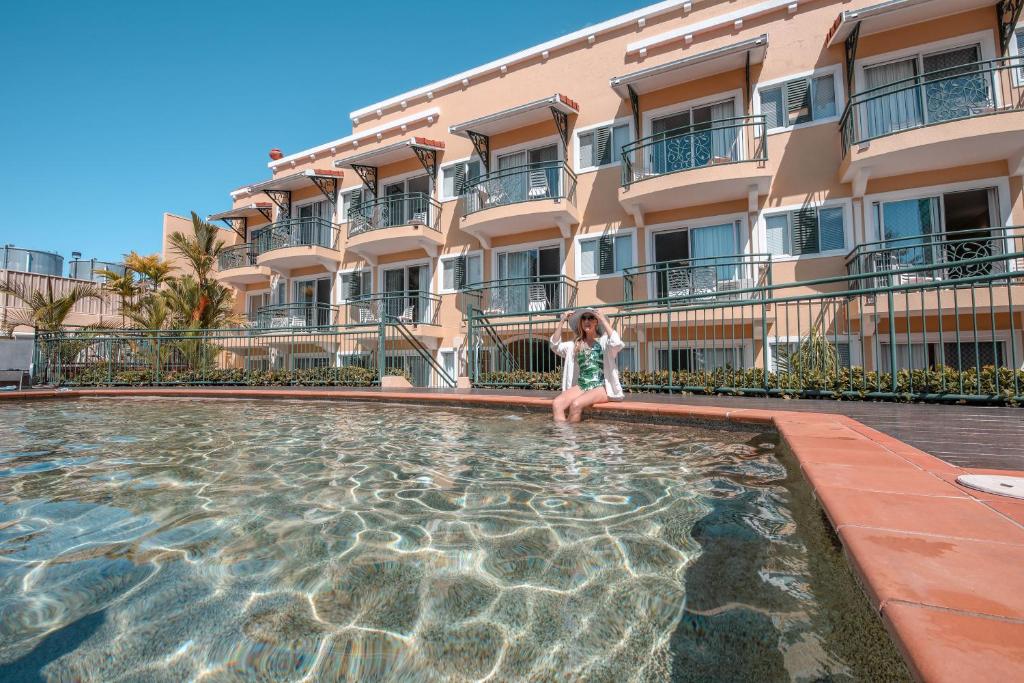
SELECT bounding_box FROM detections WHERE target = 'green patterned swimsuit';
[576,343,605,390]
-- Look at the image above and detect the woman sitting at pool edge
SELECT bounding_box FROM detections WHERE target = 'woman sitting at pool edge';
[550,307,625,423]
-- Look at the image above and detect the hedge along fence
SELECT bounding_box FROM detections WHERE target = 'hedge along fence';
[54,364,412,388]
[475,366,1024,405]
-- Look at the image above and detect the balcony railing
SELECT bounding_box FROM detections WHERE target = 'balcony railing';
[340,292,441,326]
[846,227,1024,283]
[623,254,774,303]
[621,115,767,188]
[461,160,577,216]
[840,57,1024,156]
[348,192,441,237]
[252,217,340,254]
[459,275,578,317]
[217,243,259,271]
[253,302,337,329]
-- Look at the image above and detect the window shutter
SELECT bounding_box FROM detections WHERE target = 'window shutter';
[760,86,784,129]
[785,78,812,125]
[595,126,611,166]
[817,207,846,252]
[346,273,362,299]
[454,256,467,289]
[792,208,820,255]
[454,164,467,196]
[599,235,615,275]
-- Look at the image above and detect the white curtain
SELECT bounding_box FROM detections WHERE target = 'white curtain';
[503,250,533,311]
[709,100,737,161]
[690,222,739,280]
[864,59,921,139]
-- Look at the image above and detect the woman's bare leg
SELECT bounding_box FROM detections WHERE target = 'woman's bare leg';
[552,386,584,422]
[567,387,609,423]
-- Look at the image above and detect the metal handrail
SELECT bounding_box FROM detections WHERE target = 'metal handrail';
[458,274,578,316]
[460,160,577,216]
[252,217,340,253]
[845,227,1024,282]
[840,56,1024,156]
[253,302,337,329]
[341,291,442,326]
[347,192,441,237]
[622,253,774,302]
[621,114,768,188]
[217,243,259,271]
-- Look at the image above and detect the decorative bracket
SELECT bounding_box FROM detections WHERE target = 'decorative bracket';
[627,85,640,139]
[224,217,247,241]
[350,164,378,198]
[412,146,438,181]
[467,131,490,173]
[309,175,339,205]
[844,21,861,91]
[264,190,292,221]
[551,106,570,154]
[255,206,273,222]
[998,0,1024,55]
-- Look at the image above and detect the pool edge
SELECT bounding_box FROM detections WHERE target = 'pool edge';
[5,387,1024,679]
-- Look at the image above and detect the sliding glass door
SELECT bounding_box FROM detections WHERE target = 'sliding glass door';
[292,277,331,325]
[651,99,736,175]
[497,246,561,311]
[382,264,430,322]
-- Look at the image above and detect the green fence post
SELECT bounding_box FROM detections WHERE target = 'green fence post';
[155,332,161,384]
[377,319,386,385]
[667,308,674,394]
[886,275,898,393]
[467,306,476,386]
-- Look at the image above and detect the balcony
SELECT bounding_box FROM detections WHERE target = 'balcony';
[253,217,341,271]
[459,161,579,245]
[338,292,442,332]
[623,254,773,304]
[846,228,1024,284]
[252,302,338,330]
[619,116,770,225]
[839,57,1024,186]
[459,275,578,318]
[215,243,272,285]
[345,193,443,261]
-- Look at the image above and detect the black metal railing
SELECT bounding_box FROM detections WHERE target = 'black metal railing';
[461,160,577,215]
[340,291,441,327]
[253,302,337,329]
[623,254,774,303]
[840,57,1024,156]
[217,243,259,271]
[621,115,768,188]
[348,192,441,237]
[459,275,578,317]
[252,217,340,254]
[846,227,1024,283]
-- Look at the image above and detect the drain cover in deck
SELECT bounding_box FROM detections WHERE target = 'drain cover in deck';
[956,475,1024,500]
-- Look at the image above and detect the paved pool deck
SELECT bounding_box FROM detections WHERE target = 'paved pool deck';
[2,386,1023,681]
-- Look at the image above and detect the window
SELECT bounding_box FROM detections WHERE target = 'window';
[246,291,270,321]
[617,347,637,372]
[764,206,846,257]
[441,160,482,200]
[292,356,330,370]
[441,253,483,292]
[760,71,838,131]
[879,341,1004,372]
[340,189,365,222]
[578,122,630,170]
[657,347,741,372]
[340,270,371,301]
[580,233,633,277]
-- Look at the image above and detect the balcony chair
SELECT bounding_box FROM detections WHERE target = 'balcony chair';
[527,169,550,199]
[527,284,549,312]
[666,268,691,298]
[397,305,416,324]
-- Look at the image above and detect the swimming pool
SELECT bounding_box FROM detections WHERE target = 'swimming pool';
[0,398,906,681]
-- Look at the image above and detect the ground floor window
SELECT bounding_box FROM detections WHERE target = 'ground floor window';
[292,355,330,370]
[879,340,1005,372]
[657,347,741,372]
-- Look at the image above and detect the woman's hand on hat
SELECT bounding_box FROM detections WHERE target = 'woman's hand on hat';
[560,310,572,323]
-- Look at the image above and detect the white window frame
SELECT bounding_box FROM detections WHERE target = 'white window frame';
[641,89,744,138]
[863,177,1012,243]
[377,257,434,296]
[436,347,461,380]
[648,341,753,372]
[290,352,333,370]
[1009,23,1024,87]
[437,250,484,293]
[438,156,482,201]
[338,185,366,224]
[491,238,564,282]
[573,227,638,280]
[876,332,1017,371]
[574,117,634,173]
[378,168,433,199]
[757,199,854,261]
[245,288,271,319]
[292,195,332,222]
[754,64,845,135]
[491,135,563,168]
[337,267,373,303]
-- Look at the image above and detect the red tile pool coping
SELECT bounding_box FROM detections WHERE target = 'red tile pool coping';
[4,387,1023,680]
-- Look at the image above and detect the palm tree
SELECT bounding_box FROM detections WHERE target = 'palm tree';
[123,251,174,292]
[162,275,238,329]
[167,210,232,325]
[97,269,140,327]
[0,278,105,337]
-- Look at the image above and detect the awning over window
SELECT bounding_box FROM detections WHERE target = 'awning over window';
[245,168,344,194]
[333,137,445,169]
[610,35,768,97]
[207,202,273,222]
[825,0,994,46]
[448,94,580,137]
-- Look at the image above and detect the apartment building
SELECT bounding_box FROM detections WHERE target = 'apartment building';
[207,0,1024,385]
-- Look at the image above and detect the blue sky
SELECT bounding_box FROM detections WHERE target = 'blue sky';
[0,0,634,262]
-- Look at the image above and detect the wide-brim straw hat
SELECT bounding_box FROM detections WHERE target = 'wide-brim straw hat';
[568,307,599,334]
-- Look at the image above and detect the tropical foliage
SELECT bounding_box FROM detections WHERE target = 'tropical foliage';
[0,278,105,337]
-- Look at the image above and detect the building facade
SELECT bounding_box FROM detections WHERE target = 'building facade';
[205,0,1024,387]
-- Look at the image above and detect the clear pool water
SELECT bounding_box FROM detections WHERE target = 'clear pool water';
[0,398,906,681]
